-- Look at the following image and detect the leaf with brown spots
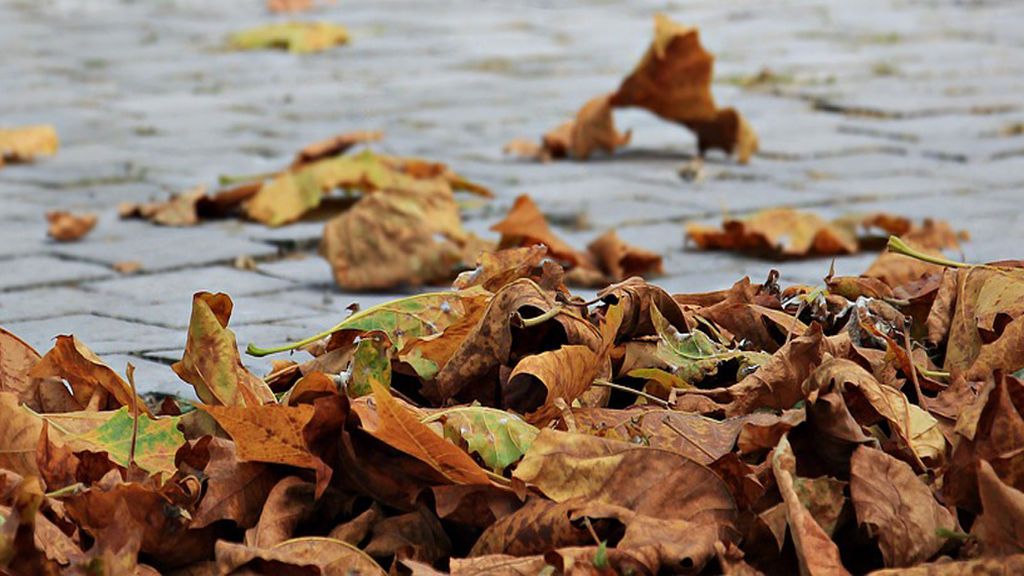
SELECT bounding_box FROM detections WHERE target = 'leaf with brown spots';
[173,292,275,407]
[0,327,44,408]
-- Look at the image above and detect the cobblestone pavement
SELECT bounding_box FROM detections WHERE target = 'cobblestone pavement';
[2,0,1023,395]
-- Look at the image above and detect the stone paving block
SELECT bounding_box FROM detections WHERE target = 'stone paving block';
[3,314,182,356]
[0,286,146,325]
[255,255,336,286]
[0,256,115,291]
[98,354,197,399]
[50,219,279,272]
[125,293,327,330]
[83,266,295,302]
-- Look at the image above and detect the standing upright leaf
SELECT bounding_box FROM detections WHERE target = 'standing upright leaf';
[29,335,150,414]
[173,292,275,407]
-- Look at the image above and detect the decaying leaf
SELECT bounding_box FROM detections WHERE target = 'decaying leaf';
[172,292,275,406]
[230,22,350,54]
[45,211,97,242]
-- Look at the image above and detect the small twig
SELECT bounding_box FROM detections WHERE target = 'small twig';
[592,379,670,408]
[918,367,950,380]
[661,417,718,462]
[126,363,140,469]
[899,324,929,414]
[582,517,602,546]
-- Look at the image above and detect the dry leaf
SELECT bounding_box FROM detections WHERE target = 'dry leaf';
[230,22,350,54]
[45,211,97,242]
[0,125,58,165]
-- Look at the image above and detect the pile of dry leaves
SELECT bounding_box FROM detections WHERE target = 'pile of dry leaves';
[1,238,1023,575]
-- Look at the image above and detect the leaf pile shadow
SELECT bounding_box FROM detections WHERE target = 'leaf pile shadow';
[2,242,1024,575]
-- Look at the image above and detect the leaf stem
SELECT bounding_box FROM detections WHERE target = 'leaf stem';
[46,483,85,498]
[217,171,277,186]
[886,236,971,269]
[247,291,459,357]
[592,379,670,408]
[513,305,563,328]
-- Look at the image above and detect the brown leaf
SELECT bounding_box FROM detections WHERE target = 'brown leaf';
[609,15,757,162]
[587,230,663,281]
[972,459,1024,556]
[868,555,1024,575]
[28,335,150,414]
[771,435,850,576]
[452,245,553,293]
[0,392,43,479]
[216,537,386,576]
[245,476,315,548]
[45,211,97,242]
[864,220,964,288]
[850,445,954,567]
[946,373,1024,510]
[364,506,451,565]
[119,185,209,227]
[505,345,600,425]
[360,373,491,485]
[187,437,277,530]
[201,403,332,497]
[542,94,631,160]
[687,209,858,257]
[0,327,44,409]
[491,194,584,267]
[321,186,479,290]
[291,130,383,168]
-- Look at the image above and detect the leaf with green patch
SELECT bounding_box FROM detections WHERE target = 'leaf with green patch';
[42,407,184,478]
[650,305,769,384]
[428,406,539,473]
[229,22,350,54]
[348,336,392,398]
[248,287,489,357]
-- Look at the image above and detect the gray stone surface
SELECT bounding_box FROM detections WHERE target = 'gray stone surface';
[2,0,1022,392]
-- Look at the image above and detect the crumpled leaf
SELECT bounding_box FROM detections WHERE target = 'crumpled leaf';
[0,125,58,166]
[173,292,275,407]
[321,186,482,290]
[229,22,350,54]
[290,130,383,169]
[491,194,585,267]
[431,406,539,473]
[772,435,850,576]
[45,211,97,242]
[0,392,44,478]
[178,437,277,530]
[850,445,955,567]
[29,335,150,414]
[587,229,663,281]
[687,208,870,257]
[538,94,631,160]
[972,459,1024,556]
[610,14,758,162]
[0,328,43,409]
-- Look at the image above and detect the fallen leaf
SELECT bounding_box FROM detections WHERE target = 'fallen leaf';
[0,125,58,165]
[45,211,97,242]
[771,435,850,576]
[587,230,663,281]
[972,459,1024,556]
[609,14,758,162]
[0,392,44,478]
[541,94,631,160]
[112,260,142,274]
[850,445,954,567]
[182,437,277,530]
[0,327,43,408]
[290,130,383,168]
[360,374,491,485]
[230,22,350,54]
[201,403,332,497]
[433,405,539,473]
[29,335,150,414]
[321,186,480,290]
[687,208,858,257]
[172,292,275,406]
[491,194,585,266]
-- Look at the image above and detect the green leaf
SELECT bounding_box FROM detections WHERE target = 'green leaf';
[650,305,769,384]
[229,22,350,54]
[594,540,609,568]
[348,336,392,398]
[430,406,539,473]
[248,287,488,357]
[41,407,184,478]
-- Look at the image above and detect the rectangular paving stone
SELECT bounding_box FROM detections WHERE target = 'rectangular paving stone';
[0,256,115,291]
[3,314,182,356]
[83,266,295,302]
